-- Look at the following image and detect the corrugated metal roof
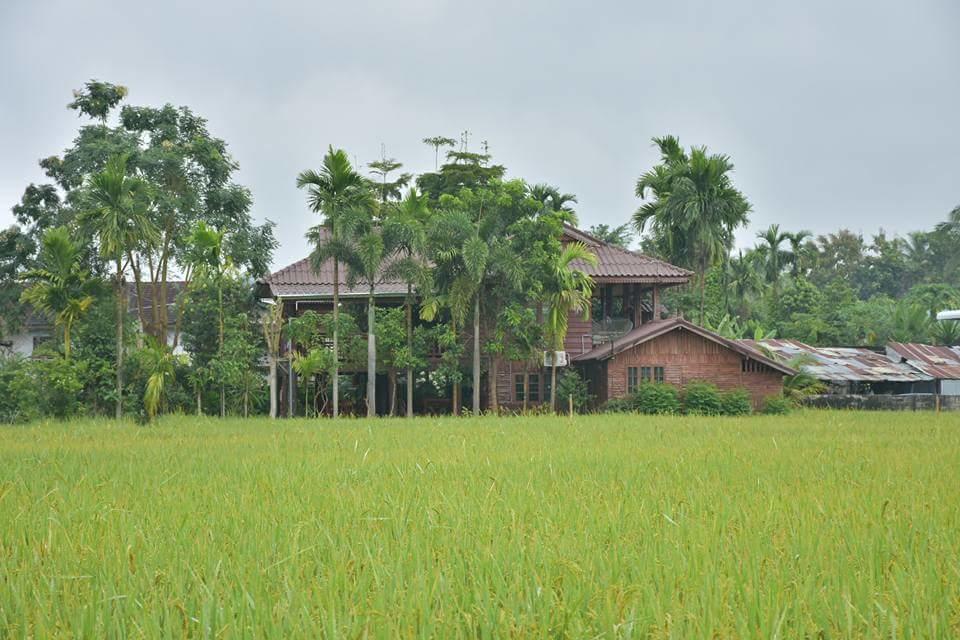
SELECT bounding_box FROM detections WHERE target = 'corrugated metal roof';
[574,317,796,375]
[563,225,693,281]
[743,339,933,383]
[886,342,960,380]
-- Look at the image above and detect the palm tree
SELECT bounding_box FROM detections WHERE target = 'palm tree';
[545,242,597,411]
[384,190,431,418]
[787,230,813,277]
[81,154,157,419]
[756,224,791,291]
[185,222,228,417]
[422,136,457,170]
[297,148,369,419]
[634,136,751,323]
[20,227,98,360]
[141,336,176,421]
[335,204,393,418]
[529,184,578,224]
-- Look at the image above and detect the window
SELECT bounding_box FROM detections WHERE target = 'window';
[515,374,541,402]
[742,359,768,373]
[631,365,665,390]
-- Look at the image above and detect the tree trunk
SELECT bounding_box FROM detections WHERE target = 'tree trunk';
[550,359,558,412]
[196,389,202,416]
[63,321,72,360]
[367,287,376,418]
[218,279,225,418]
[523,370,529,413]
[406,284,414,418]
[389,369,397,416]
[332,259,339,419]
[489,356,498,414]
[699,256,707,324]
[268,355,278,419]
[115,264,124,420]
[472,296,481,416]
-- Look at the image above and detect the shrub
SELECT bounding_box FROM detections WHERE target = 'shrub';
[635,383,681,414]
[720,388,753,416]
[555,370,592,413]
[762,394,793,415]
[683,381,723,415]
[602,397,633,413]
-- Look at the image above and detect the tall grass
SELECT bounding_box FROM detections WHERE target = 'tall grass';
[1,412,958,637]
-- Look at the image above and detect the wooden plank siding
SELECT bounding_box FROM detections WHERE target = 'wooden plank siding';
[603,330,784,408]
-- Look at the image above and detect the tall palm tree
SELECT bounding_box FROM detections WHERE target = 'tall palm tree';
[186,222,228,417]
[334,204,393,418]
[297,148,369,419]
[81,154,157,419]
[384,189,431,418]
[756,224,791,291]
[634,136,751,323]
[20,227,98,360]
[422,136,457,170]
[545,242,597,411]
[787,230,813,277]
[262,301,284,419]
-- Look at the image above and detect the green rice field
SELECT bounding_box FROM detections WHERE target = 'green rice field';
[1,411,959,638]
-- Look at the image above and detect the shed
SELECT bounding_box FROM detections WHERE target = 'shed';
[886,343,960,396]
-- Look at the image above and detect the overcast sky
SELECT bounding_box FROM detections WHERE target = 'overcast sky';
[1,0,958,270]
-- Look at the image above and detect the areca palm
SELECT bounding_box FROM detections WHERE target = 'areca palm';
[384,189,431,417]
[788,230,813,277]
[756,224,791,290]
[634,136,751,323]
[81,154,157,418]
[334,204,393,418]
[529,184,578,224]
[20,227,97,360]
[185,222,228,416]
[545,242,597,411]
[298,148,369,418]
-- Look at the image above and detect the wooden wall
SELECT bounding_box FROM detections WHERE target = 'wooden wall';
[603,329,784,408]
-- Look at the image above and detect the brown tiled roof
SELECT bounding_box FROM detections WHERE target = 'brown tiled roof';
[573,317,795,375]
[886,342,960,380]
[260,224,691,299]
[561,225,693,283]
[261,229,407,298]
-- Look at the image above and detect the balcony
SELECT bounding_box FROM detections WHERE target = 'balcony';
[592,317,634,345]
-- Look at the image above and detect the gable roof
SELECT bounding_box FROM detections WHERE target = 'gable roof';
[573,316,796,375]
[886,342,960,380]
[260,224,692,299]
[561,225,693,283]
[743,339,933,384]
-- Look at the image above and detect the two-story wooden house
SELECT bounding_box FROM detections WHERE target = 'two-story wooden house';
[257,224,792,414]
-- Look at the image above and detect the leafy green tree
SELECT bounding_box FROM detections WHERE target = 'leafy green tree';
[634,135,751,322]
[368,154,411,203]
[587,223,633,248]
[80,154,158,418]
[417,150,506,202]
[298,147,369,418]
[545,242,597,411]
[20,227,99,360]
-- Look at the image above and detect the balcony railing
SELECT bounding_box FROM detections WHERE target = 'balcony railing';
[592,317,634,344]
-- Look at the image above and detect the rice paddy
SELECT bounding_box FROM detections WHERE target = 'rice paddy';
[1,411,959,638]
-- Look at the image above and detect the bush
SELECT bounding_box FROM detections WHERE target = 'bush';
[635,383,681,414]
[683,381,723,415]
[601,396,632,413]
[762,394,793,415]
[555,370,592,413]
[720,388,753,416]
